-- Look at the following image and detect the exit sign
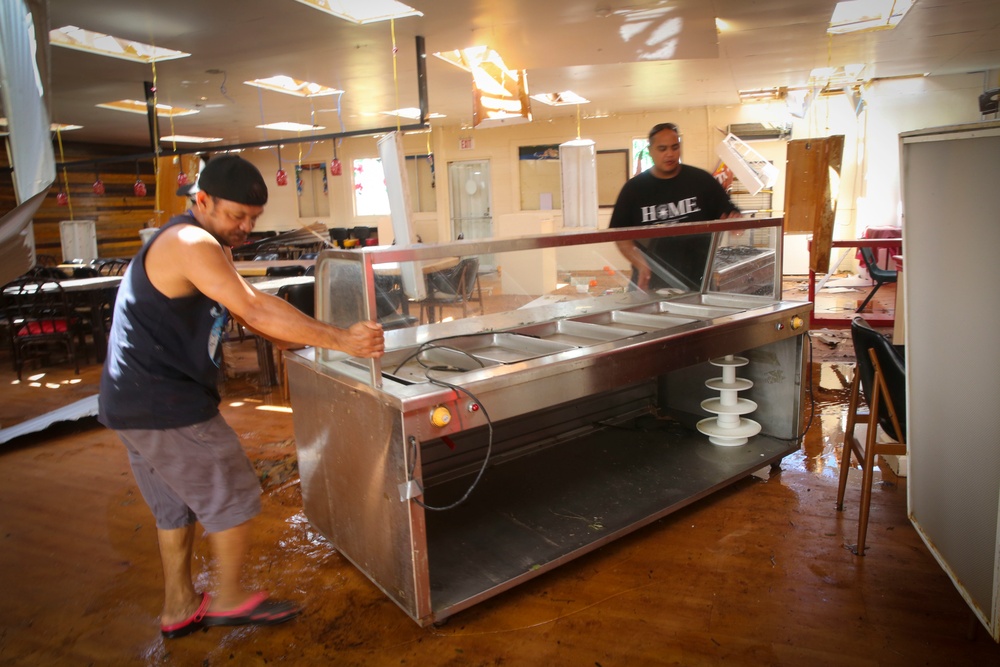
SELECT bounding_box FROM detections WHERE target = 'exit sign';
[459,137,475,151]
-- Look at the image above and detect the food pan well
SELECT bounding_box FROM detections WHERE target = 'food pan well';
[442,333,576,363]
[513,320,643,346]
[371,345,500,383]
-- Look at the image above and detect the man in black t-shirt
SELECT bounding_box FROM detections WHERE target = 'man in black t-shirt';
[609,122,740,291]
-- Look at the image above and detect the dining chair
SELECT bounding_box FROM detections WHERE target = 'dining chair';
[855,246,898,313]
[351,226,373,244]
[836,316,907,555]
[329,228,350,248]
[417,257,484,324]
[277,282,315,318]
[98,258,130,276]
[1,278,88,380]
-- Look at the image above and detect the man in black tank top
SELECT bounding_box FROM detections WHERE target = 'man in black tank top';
[99,155,385,638]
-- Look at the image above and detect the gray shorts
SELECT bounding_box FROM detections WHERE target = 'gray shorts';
[117,414,262,533]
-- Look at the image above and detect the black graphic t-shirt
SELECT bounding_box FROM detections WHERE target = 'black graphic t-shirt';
[609,165,738,289]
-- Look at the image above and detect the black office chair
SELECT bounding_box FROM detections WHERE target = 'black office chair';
[1,278,88,380]
[265,265,306,278]
[855,246,898,313]
[836,316,907,555]
[276,282,315,318]
[374,274,417,330]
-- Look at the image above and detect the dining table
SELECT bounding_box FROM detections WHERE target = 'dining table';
[57,276,123,363]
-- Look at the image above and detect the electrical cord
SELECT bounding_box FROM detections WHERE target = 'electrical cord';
[399,334,497,511]
[389,332,492,375]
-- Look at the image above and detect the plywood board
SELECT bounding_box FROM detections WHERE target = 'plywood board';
[783,136,844,272]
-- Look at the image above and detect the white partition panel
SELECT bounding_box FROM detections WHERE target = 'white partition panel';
[901,121,1000,641]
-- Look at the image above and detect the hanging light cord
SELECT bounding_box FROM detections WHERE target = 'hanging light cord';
[55,127,73,219]
[391,19,400,132]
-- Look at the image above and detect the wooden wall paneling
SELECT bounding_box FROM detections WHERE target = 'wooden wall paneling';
[29,142,158,261]
[155,154,200,223]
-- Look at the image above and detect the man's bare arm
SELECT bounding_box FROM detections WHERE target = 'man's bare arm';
[147,224,383,357]
[615,239,651,291]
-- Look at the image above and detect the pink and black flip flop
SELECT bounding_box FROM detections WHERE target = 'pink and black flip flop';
[160,592,211,639]
[202,591,301,628]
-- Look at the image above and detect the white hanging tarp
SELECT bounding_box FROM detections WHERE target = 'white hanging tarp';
[0,0,55,283]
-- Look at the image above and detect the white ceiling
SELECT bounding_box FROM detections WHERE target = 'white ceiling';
[34,0,1000,149]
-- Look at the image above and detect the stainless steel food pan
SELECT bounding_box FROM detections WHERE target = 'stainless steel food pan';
[512,320,643,346]
[441,333,576,363]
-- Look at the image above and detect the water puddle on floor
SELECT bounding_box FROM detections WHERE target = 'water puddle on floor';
[780,361,853,478]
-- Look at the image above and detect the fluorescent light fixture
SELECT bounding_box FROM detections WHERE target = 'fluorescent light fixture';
[434,46,532,128]
[161,134,223,144]
[1,118,82,132]
[293,0,422,24]
[432,45,491,73]
[531,91,590,106]
[828,0,913,34]
[96,100,199,117]
[474,71,531,128]
[738,88,784,102]
[560,139,598,228]
[381,107,447,119]
[256,121,326,132]
[49,25,189,63]
[244,75,343,98]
